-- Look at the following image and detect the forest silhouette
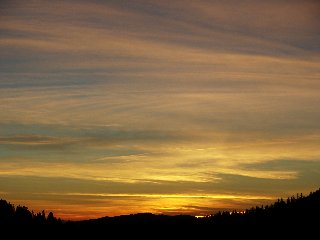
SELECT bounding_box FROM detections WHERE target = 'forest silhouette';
[1,188,319,237]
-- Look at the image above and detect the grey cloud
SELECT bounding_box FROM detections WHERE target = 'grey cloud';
[1,0,319,217]
[214,160,320,194]
[1,166,317,197]
[0,134,75,145]
[240,159,320,172]
[2,0,318,75]
[0,175,205,195]
[0,123,188,149]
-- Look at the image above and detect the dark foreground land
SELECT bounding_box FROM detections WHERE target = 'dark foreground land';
[1,189,319,237]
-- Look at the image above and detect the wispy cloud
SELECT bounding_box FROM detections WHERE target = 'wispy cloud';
[1,0,319,88]
[0,134,79,146]
[1,0,319,218]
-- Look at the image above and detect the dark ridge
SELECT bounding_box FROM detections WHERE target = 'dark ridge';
[1,188,319,237]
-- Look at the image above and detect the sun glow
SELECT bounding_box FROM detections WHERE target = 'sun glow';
[1,0,319,220]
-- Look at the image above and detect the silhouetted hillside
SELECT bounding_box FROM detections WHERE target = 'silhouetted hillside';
[0,199,61,225]
[202,188,320,228]
[1,188,319,237]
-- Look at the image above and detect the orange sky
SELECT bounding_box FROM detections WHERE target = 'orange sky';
[0,0,320,220]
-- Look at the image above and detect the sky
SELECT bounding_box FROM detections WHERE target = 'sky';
[0,0,320,220]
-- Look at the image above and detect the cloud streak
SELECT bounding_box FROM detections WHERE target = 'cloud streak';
[0,0,319,218]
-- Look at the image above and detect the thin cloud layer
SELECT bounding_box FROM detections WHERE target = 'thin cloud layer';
[0,0,319,219]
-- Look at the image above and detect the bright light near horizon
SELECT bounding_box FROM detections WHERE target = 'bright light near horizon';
[1,0,319,220]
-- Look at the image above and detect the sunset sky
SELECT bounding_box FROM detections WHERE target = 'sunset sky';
[1,0,320,220]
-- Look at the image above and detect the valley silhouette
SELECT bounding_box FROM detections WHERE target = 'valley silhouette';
[1,188,319,237]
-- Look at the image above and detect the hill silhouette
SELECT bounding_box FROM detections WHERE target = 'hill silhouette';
[1,188,319,237]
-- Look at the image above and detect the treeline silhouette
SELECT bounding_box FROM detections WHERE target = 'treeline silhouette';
[1,188,319,236]
[202,189,320,228]
[0,200,60,225]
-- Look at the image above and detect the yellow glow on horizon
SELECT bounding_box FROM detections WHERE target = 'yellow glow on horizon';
[5,192,275,220]
[45,192,274,200]
[1,0,319,221]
